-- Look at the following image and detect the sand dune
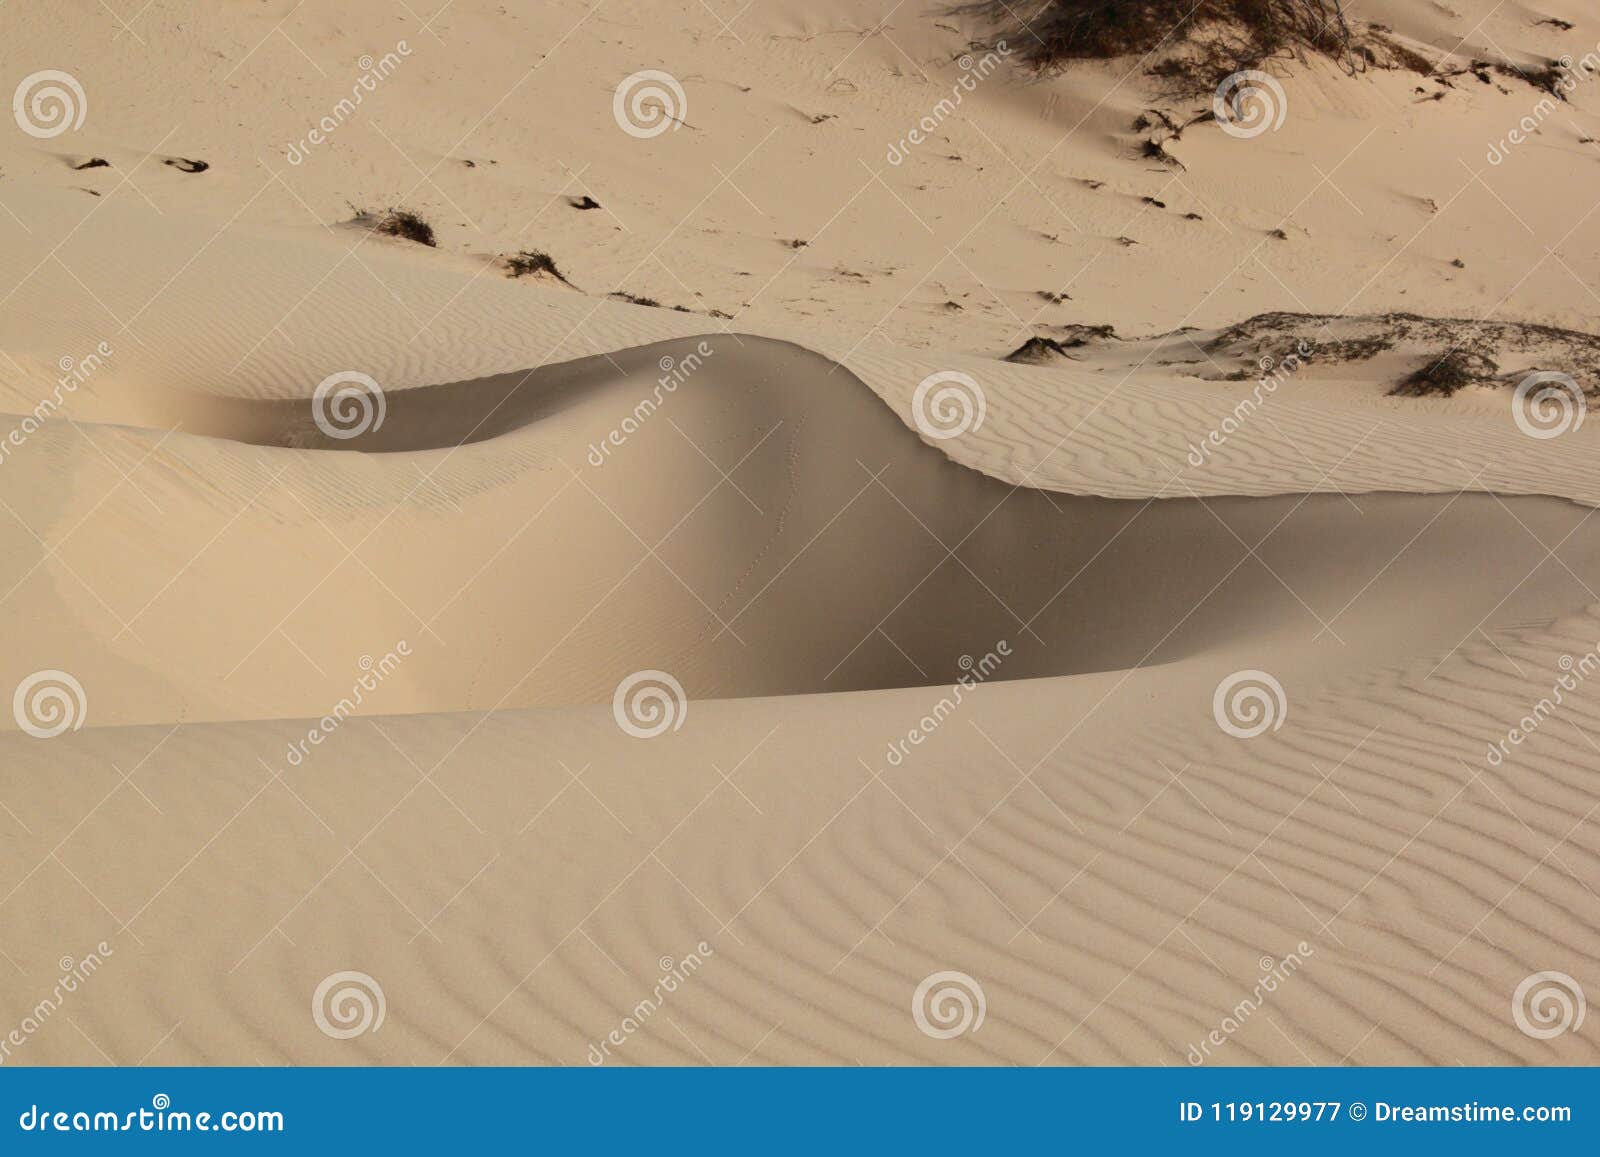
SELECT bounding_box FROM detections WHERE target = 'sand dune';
[5,593,1599,1066]
[3,333,1597,723]
[2,328,1597,1068]
[2,0,1598,1070]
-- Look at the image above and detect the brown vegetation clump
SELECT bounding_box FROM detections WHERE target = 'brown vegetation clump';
[352,207,438,247]
[954,0,1360,90]
[1392,348,1498,397]
[503,250,572,284]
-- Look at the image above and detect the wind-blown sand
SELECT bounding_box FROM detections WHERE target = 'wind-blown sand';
[1,0,1597,1066]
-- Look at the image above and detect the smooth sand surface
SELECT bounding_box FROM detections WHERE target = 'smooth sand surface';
[1,0,1597,1066]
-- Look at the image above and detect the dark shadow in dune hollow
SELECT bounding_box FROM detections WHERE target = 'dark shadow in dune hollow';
[194,337,1600,699]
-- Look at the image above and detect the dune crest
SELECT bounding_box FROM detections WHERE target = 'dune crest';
[1,0,1597,1072]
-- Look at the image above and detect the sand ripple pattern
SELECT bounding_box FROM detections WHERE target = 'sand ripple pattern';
[3,604,1597,1065]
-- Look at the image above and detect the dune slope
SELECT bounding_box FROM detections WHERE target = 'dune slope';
[1,0,1598,1072]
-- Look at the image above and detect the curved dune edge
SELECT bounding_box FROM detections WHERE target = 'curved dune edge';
[3,333,1598,728]
[3,0,1599,1077]
[1,180,1597,509]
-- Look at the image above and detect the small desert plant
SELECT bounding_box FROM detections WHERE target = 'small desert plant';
[354,207,437,247]
[503,249,571,283]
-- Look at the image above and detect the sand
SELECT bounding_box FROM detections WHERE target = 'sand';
[0,0,1597,1066]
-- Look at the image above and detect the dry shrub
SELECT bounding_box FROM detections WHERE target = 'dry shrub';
[954,0,1358,90]
[351,207,437,247]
